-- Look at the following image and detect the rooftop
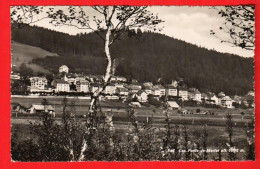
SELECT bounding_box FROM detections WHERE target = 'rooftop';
[54,79,69,84]
[31,104,54,111]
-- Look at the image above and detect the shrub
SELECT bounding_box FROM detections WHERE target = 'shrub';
[148,96,162,107]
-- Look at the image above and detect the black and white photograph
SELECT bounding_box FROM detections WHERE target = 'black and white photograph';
[10,5,255,161]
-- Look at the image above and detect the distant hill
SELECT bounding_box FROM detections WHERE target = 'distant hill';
[11,25,254,95]
[11,41,58,74]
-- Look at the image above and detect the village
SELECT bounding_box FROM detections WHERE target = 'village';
[11,65,255,115]
[8,5,256,162]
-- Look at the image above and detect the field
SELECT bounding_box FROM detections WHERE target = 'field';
[11,95,255,161]
[11,96,254,123]
[11,95,254,134]
[11,41,58,73]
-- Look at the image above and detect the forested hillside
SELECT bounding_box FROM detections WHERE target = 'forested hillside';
[11,25,254,95]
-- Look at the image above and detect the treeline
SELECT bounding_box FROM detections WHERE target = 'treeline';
[11,24,254,95]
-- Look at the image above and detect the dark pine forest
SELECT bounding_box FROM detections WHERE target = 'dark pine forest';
[11,25,254,96]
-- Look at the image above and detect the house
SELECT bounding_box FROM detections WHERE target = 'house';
[200,93,219,104]
[111,76,127,82]
[75,74,86,82]
[30,77,48,90]
[12,103,28,114]
[29,104,55,115]
[128,84,141,93]
[104,84,116,95]
[179,88,188,101]
[10,72,21,80]
[209,94,219,105]
[116,87,129,96]
[114,83,125,88]
[167,87,178,96]
[132,91,148,102]
[167,101,180,110]
[144,86,153,95]
[117,76,127,82]
[153,85,166,96]
[233,95,242,104]
[220,96,234,108]
[130,82,142,89]
[203,94,216,104]
[76,81,90,93]
[105,95,120,100]
[51,79,70,92]
[194,90,201,102]
[201,93,209,102]
[88,75,104,83]
[59,65,69,73]
[110,76,118,82]
[188,90,201,102]
[63,73,76,84]
[247,91,255,97]
[188,91,195,100]
[179,109,193,115]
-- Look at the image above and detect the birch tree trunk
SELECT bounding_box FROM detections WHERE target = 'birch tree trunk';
[78,26,113,161]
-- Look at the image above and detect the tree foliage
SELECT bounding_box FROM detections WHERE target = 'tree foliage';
[10,6,45,28]
[19,63,33,80]
[12,24,254,95]
[210,5,255,50]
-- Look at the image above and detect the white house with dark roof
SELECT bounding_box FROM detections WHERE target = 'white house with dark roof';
[30,77,48,90]
[51,79,70,92]
[75,74,86,82]
[153,85,166,96]
[63,73,76,84]
[179,89,188,100]
[130,82,142,89]
[111,76,127,82]
[132,90,148,102]
[11,72,21,80]
[220,96,234,108]
[128,84,141,94]
[210,94,219,105]
[104,84,116,95]
[29,104,55,115]
[188,90,201,102]
[76,81,90,93]
[116,87,129,96]
[114,83,125,88]
[167,87,178,96]
[247,91,255,97]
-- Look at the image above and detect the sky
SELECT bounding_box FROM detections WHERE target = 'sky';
[27,6,254,58]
